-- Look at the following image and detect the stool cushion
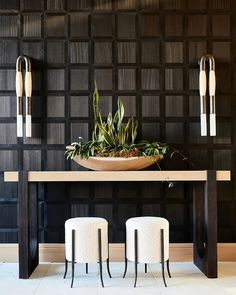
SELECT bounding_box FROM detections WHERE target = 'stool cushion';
[65,217,108,263]
[126,216,169,263]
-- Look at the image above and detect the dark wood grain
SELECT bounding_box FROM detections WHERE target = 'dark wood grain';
[47,0,64,10]
[142,69,160,90]
[23,150,42,171]
[193,171,218,278]
[212,0,230,9]
[70,96,88,117]
[46,15,66,37]
[70,69,88,90]
[47,150,65,170]
[117,14,135,38]
[68,0,91,10]
[71,122,88,142]
[188,15,207,36]
[47,96,65,117]
[47,69,65,91]
[0,151,17,171]
[22,42,44,61]
[18,171,39,279]
[163,0,184,9]
[92,14,113,36]
[142,96,160,117]
[95,41,112,64]
[23,15,41,37]
[0,15,17,37]
[70,41,88,63]
[165,15,182,36]
[165,96,183,117]
[117,0,137,10]
[165,42,183,63]
[141,40,159,63]
[118,69,136,90]
[94,0,112,10]
[0,123,17,144]
[140,14,159,36]
[47,123,65,144]
[0,69,16,90]
[0,0,234,250]
[118,42,136,63]
[212,15,230,36]
[165,69,183,90]
[23,0,43,11]
[70,13,88,37]
[0,40,18,64]
[47,41,65,64]
[94,69,112,90]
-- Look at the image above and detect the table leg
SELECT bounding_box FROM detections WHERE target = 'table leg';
[193,170,217,278]
[18,171,39,279]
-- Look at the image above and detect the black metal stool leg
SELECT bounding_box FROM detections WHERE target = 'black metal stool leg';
[134,229,138,288]
[145,263,147,273]
[98,228,104,288]
[63,258,68,279]
[166,259,171,278]
[106,258,112,278]
[86,263,88,274]
[161,229,167,287]
[123,258,128,278]
[71,229,75,288]
[123,229,128,278]
[106,239,112,278]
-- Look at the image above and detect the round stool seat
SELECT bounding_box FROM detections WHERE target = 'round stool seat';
[126,216,169,263]
[65,217,108,263]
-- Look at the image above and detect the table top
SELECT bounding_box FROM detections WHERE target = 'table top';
[4,170,231,182]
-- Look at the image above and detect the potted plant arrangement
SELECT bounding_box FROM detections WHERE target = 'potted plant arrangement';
[66,83,188,172]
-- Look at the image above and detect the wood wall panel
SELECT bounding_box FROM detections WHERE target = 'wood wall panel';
[23,15,41,37]
[0,15,18,37]
[0,0,235,244]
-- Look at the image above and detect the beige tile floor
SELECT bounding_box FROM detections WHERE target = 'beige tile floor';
[0,262,236,295]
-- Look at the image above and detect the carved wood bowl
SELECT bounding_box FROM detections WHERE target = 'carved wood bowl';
[72,155,160,171]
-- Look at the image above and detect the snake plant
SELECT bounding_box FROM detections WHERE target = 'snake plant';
[65,82,191,171]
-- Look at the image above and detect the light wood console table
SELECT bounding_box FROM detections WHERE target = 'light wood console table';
[4,170,231,279]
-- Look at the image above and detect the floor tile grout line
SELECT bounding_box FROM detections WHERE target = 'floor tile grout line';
[33,262,52,295]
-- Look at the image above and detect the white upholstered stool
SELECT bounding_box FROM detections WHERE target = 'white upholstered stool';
[123,216,171,287]
[64,217,111,288]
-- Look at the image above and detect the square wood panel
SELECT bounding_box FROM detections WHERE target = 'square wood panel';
[0,1,234,244]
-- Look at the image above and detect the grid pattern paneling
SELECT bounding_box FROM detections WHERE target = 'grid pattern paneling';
[0,0,235,243]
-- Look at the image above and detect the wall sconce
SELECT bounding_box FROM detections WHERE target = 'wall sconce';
[199,55,216,137]
[16,56,32,137]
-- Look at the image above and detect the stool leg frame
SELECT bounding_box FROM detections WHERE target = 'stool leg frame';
[134,229,138,288]
[166,259,171,278]
[98,228,104,288]
[106,228,112,278]
[123,227,128,278]
[71,229,75,288]
[86,263,88,274]
[63,258,68,279]
[145,263,147,273]
[161,229,167,287]
[106,241,112,280]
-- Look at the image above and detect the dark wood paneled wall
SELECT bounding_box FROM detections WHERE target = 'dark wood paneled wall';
[0,0,235,243]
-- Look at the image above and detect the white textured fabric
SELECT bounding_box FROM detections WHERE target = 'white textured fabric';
[126,216,169,263]
[65,217,108,263]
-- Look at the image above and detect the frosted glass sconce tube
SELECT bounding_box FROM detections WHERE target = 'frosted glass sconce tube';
[199,55,216,137]
[16,56,32,137]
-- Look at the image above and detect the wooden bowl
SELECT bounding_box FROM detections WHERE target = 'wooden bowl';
[72,155,160,171]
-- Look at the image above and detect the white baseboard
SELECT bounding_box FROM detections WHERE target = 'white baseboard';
[0,243,236,263]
